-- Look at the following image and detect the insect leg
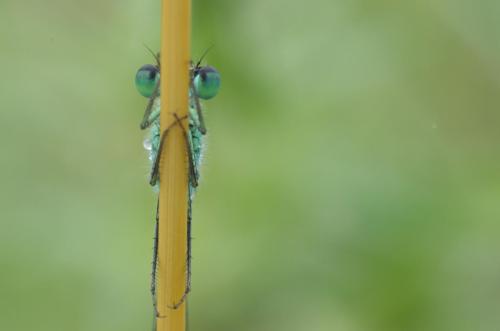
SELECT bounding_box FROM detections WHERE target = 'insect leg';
[167,205,192,310]
[186,196,193,302]
[149,114,192,187]
[151,199,159,316]
[150,112,197,310]
[166,113,199,310]
[173,113,199,188]
[140,81,161,130]
[190,77,207,135]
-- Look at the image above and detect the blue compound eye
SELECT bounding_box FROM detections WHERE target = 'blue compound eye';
[135,64,159,98]
[193,66,220,100]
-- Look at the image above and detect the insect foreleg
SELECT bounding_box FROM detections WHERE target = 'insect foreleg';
[190,77,207,135]
[140,81,160,130]
[149,114,196,187]
[172,113,199,188]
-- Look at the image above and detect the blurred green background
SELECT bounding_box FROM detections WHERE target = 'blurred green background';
[1,1,500,330]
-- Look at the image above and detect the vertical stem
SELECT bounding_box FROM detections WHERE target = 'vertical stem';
[157,0,190,330]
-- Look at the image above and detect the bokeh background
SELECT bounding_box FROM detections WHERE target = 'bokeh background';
[2,1,500,330]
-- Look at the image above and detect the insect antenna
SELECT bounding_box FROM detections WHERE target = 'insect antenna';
[143,43,161,68]
[194,44,215,69]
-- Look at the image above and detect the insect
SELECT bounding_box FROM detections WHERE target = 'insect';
[134,48,220,319]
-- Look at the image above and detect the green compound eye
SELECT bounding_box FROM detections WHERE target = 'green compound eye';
[193,66,220,100]
[135,64,160,98]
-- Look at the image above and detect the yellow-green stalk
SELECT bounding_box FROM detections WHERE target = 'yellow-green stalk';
[156,0,191,330]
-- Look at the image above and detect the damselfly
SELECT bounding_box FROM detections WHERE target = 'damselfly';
[134,49,220,319]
